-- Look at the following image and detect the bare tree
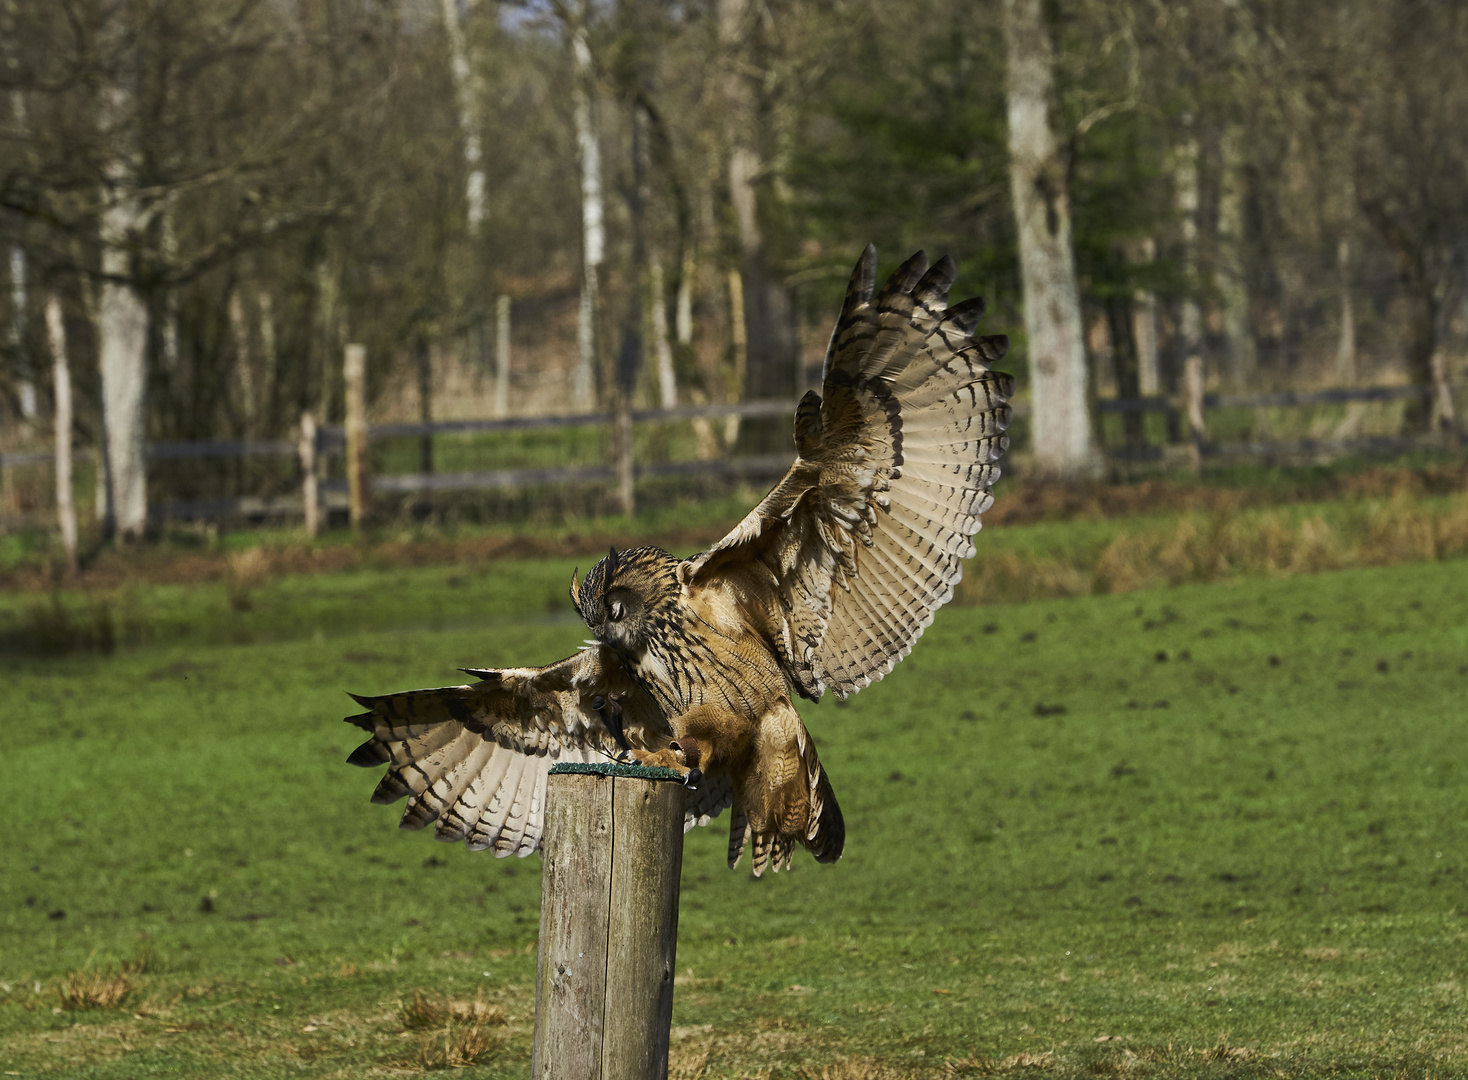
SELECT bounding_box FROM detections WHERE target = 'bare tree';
[1004,0,1097,477]
[569,4,604,410]
[439,0,487,234]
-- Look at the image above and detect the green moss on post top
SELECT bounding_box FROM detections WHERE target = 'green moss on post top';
[549,761,685,782]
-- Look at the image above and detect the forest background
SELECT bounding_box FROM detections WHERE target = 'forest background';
[1,0,1466,544]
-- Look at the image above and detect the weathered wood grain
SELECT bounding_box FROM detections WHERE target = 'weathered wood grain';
[532,768,686,1080]
[531,772,614,1079]
[602,776,684,1079]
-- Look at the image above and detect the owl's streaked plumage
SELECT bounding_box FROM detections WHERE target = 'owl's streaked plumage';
[344,247,1012,876]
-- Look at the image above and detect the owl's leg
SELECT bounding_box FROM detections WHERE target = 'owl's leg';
[629,704,756,783]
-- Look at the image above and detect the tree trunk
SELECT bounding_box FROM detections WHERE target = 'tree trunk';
[416,339,433,477]
[47,296,78,577]
[97,247,149,539]
[439,0,486,233]
[1335,238,1357,385]
[9,245,35,422]
[650,253,677,410]
[719,0,795,423]
[1103,290,1142,448]
[1173,130,1205,409]
[1128,237,1161,398]
[1360,197,1440,434]
[1003,0,1096,477]
[95,16,151,540]
[570,11,603,411]
[495,294,512,418]
[1216,129,1256,391]
[613,102,649,517]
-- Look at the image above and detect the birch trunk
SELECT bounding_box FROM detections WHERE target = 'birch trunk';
[650,253,677,409]
[96,27,151,539]
[229,288,257,438]
[1130,238,1161,398]
[1335,238,1357,384]
[1003,0,1096,477]
[97,258,148,538]
[675,249,694,349]
[1173,130,1205,403]
[719,0,795,411]
[439,0,486,233]
[47,296,78,577]
[571,14,603,410]
[159,197,180,380]
[1217,130,1256,391]
[9,246,35,421]
[7,25,35,424]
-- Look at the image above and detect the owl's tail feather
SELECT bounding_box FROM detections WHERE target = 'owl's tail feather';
[732,725,846,878]
[806,767,845,865]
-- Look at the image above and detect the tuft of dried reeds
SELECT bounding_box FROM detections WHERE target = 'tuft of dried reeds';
[57,953,148,1011]
[398,989,507,1070]
[958,494,1468,607]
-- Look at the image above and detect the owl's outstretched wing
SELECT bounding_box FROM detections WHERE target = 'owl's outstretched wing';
[684,247,1012,700]
[344,644,732,855]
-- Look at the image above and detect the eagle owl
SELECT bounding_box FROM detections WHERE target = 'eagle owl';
[344,247,1012,876]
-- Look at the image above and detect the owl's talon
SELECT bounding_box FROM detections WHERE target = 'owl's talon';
[682,768,702,790]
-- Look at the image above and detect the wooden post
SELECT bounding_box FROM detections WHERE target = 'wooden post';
[495,294,511,419]
[298,410,319,537]
[46,295,79,577]
[344,344,369,532]
[532,763,685,1080]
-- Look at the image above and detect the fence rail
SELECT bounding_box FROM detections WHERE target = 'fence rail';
[1099,384,1431,414]
[0,384,1458,531]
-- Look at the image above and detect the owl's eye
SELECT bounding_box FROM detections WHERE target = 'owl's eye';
[609,601,626,621]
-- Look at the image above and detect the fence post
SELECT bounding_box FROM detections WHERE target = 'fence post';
[532,763,684,1080]
[298,410,319,538]
[344,344,369,532]
[46,295,78,577]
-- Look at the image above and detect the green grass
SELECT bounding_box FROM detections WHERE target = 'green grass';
[3,556,1468,1077]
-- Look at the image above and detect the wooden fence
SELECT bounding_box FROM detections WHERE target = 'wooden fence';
[0,381,1456,539]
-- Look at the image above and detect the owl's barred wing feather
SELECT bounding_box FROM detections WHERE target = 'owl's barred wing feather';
[343,645,728,855]
[686,246,1012,700]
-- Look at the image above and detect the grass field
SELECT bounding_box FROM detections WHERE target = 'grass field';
[3,548,1468,1077]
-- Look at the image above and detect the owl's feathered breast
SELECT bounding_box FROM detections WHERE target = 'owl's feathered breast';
[623,579,791,722]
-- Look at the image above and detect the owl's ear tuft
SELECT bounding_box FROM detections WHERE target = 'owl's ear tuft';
[604,547,620,594]
[569,568,582,615]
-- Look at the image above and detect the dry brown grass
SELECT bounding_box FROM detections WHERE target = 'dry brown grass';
[399,988,507,1030]
[5,464,1463,597]
[943,1049,1057,1076]
[56,950,153,1011]
[957,493,1468,606]
[397,989,508,1070]
[796,1057,917,1079]
[409,1021,505,1069]
[58,966,135,1011]
[224,546,271,611]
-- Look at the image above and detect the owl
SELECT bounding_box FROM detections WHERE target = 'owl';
[344,246,1012,876]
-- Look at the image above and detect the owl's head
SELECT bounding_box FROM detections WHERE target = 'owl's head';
[571,545,680,650]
